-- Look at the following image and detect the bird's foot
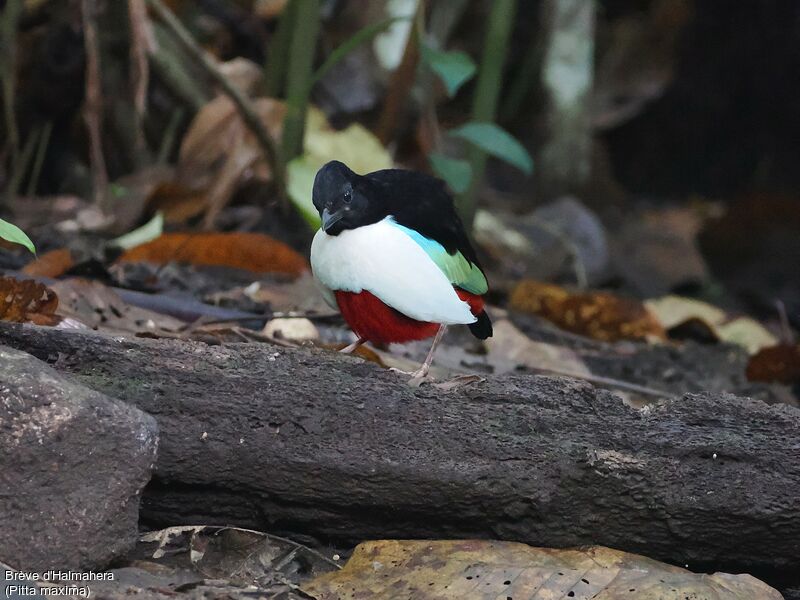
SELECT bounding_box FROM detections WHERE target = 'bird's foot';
[389,366,431,387]
[338,338,366,354]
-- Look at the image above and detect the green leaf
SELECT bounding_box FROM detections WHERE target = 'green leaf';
[421,45,476,97]
[449,122,533,175]
[287,107,394,228]
[429,153,472,194]
[287,156,322,227]
[0,218,36,255]
[110,211,164,250]
[311,15,412,87]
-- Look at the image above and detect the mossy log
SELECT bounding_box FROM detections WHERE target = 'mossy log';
[0,322,798,589]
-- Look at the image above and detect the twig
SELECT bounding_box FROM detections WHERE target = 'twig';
[776,300,795,345]
[128,0,150,118]
[181,311,340,332]
[82,0,109,210]
[527,366,672,399]
[128,0,151,155]
[146,0,286,201]
[232,327,299,348]
[148,22,210,111]
[213,526,343,570]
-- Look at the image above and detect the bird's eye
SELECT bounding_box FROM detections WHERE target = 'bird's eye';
[342,190,352,204]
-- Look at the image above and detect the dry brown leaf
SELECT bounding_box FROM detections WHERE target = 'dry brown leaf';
[145,181,207,224]
[136,525,337,595]
[237,272,333,315]
[117,232,308,277]
[0,276,59,325]
[177,96,286,225]
[510,280,666,342]
[646,295,778,354]
[485,318,592,376]
[303,540,781,600]
[51,278,185,335]
[746,344,800,384]
[254,0,288,19]
[217,57,264,96]
[22,248,75,278]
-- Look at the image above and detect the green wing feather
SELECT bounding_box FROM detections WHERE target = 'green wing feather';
[391,220,488,295]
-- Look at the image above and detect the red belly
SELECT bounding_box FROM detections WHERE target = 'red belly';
[334,289,484,345]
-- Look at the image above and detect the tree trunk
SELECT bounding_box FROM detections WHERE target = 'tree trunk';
[537,0,595,199]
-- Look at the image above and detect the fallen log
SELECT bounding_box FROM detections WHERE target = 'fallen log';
[1,322,798,589]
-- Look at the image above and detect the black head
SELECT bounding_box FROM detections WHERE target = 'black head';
[312,161,385,235]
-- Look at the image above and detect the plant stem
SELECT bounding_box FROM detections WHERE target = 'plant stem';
[146,0,286,201]
[281,0,321,161]
[1,0,23,194]
[264,0,298,97]
[27,120,53,197]
[157,107,185,164]
[457,0,517,230]
[500,31,542,123]
[82,0,110,210]
[7,122,38,198]
[311,15,409,87]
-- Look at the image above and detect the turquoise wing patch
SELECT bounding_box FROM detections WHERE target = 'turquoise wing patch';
[389,219,488,295]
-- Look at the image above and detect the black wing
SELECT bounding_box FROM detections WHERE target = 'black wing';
[363,168,483,269]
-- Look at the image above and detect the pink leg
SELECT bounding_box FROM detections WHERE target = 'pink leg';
[409,324,447,381]
[339,337,367,354]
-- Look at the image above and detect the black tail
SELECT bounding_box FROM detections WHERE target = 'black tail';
[468,310,492,340]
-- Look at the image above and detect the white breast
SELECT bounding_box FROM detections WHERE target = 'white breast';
[310,218,476,324]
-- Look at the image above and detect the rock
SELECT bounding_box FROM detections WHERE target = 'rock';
[530,196,609,283]
[0,345,158,571]
[474,198,609,286]
[610,206,709,296]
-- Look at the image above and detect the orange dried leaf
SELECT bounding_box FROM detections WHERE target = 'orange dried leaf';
[22,248,75,278]
[117,232,308,277]
[746,344,800,384]
[510,279,666,342]
[0,276,60,326]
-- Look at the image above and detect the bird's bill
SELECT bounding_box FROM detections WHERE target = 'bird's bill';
[321,207,344,232]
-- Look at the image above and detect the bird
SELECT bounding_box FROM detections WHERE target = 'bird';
[310,160,492,381]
